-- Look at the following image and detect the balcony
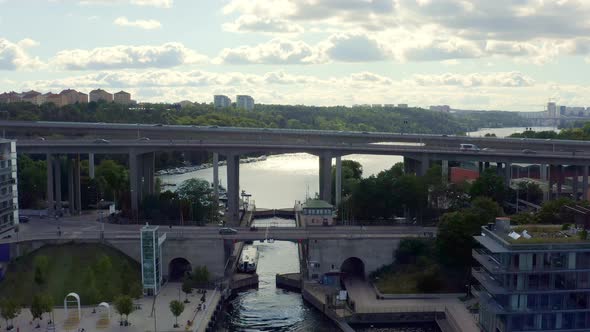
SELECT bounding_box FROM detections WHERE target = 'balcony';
[0,204,15,214]
[472,267,508,294]
[0,178,15,187]
[473,249,506,273]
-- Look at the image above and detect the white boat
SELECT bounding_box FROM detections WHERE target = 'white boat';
[237,245,259,273]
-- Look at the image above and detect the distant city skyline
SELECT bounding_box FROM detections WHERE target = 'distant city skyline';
[2,1,590,111]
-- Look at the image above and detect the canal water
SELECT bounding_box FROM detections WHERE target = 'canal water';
[158,126,556,331]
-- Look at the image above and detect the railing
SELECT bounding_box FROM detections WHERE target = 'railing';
[444,307,463,332]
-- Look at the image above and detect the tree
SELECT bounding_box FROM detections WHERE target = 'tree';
[169,300,185,327]
[30,294,44,327]
[436,210,486,268]
[0,298,20,329]
[114,295,134,325]
[470,168,507,203]
[395,238,433,265]
[468,196,503,225]
[95,160,128,201]
[94,255,113,301]
[176,179,218,223]
[129,282,143,299]
[33,255,50,286]
[182,277,192,303]
[81,267,101,304]
[192,266,210,286]
[40,293,54,323]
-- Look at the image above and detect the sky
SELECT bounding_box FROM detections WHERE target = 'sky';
[1,0,590,111]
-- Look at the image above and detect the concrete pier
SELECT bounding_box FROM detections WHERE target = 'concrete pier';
[319,153,332,202]
[226,153,240,225]
[276,272,301,292]
[88,152,95,179]
[46,153,54,215]
[213,152,219,201]
[335,156,342,206]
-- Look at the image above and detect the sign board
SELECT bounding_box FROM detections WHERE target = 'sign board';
[337,290,348,301]
[109,204,116,215]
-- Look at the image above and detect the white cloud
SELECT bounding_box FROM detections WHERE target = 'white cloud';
[323,33,391,62]
[114,16,161,30]
[79,0,172,8]
[223,15,303,34]
[215,38,320,64]
[412,72,535,88]
[0,38,43,70]
[51,42,207,70]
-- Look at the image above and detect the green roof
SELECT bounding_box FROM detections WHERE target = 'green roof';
[303,199,333,209]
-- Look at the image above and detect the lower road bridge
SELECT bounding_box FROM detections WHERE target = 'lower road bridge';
[1,225,436,281]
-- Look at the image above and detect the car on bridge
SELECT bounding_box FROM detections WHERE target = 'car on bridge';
[460,143,480,151]
[219,227,238,235]
[522,149,536,154]
[94,138,110,144]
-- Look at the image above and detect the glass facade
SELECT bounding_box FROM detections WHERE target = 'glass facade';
[474,224,590,332]
[141,225,163,296]
[0,140,17,235]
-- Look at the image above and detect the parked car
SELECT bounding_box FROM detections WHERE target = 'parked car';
[522,149,536,154]
[460,143,480,151]
[219,227,238,235]
[94,138,110,144]
[137,137,150,141]
[249,225,258,231]
[18,216,30,223]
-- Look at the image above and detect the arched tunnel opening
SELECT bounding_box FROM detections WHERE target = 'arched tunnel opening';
[340,257,365,280]
[169,257,192,281]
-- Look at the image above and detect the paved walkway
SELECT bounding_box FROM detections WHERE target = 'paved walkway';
[344,279,479,332]
[6,283,220,332]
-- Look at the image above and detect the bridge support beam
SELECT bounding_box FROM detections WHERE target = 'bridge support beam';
[583,166,589,201]
[549,165,556,200]
[68,159,74,215]
[140,152,155,198]
[88,153,95,179]
[442,160,449,183]
[335,156,342,207]
[226,153,240,224]
[46,154,54,215]
[418,154,429,177]
[213,152,219,201]
[318,153,332,202]
[129,151,139,216]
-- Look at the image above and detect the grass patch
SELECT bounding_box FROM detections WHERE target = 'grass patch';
[0,243,141,305]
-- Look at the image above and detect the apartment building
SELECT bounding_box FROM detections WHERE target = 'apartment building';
[236,95,254,111]
[114,91,131,104]
[0,140,18,235]
[60,89,88,104]
[214,95,231,108]
[473,218,590,331]
[89,89,113,102]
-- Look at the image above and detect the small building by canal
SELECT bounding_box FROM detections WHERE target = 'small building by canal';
[301,199,335,226]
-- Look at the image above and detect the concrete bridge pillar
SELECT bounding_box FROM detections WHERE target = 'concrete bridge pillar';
[318,153,332,202]
[549,165,556,200]
[496,162,503,176]
[583,166,589,201]
[88,153,95,179]
[213,152,219,201]
[403,156,413,174]
[54,157,62,213]
[557,165,564,197]
[504,162,512,187]
[335,156,342,207]
[484,161,490,169]
[442,160,449,183]
[129,151,139,215]
[74,154,81,215]
[67,159,74,215]
[46,154,54,215]
[417,154,429,176]
[226,153,240,224]
[573,166,579,200]
[478,161,483,174]
[140,152,155,198]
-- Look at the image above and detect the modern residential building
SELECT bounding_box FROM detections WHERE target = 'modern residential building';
[398,103,408,108]
[141,225,165,296]
[214,95,231,108]
[0,92,22,104]
[0,140,18,236]
[300,199,335,226]
[114,91,131,104]
[473,217,590,332]
[547,102,558,118]
[236,95,254,111]
[89,89,113,103]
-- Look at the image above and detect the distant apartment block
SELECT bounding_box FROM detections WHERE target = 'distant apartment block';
[236,95,255,111]
[60,89,88,104]
[0,140,18,236]
[114,91,131,104]
[89,89,113,103]
[397,103,408,108]
[474,218,590,332]
[429,105,451,113]
[44,93,66,107]
[214,95,231,108]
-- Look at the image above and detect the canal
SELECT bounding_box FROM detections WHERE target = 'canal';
[158,126,556,331]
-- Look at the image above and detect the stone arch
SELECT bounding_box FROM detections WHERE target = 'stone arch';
[340,257,365,279]
[168,257,192,281]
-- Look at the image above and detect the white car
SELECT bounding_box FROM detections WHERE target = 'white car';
[459,143,480,151]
